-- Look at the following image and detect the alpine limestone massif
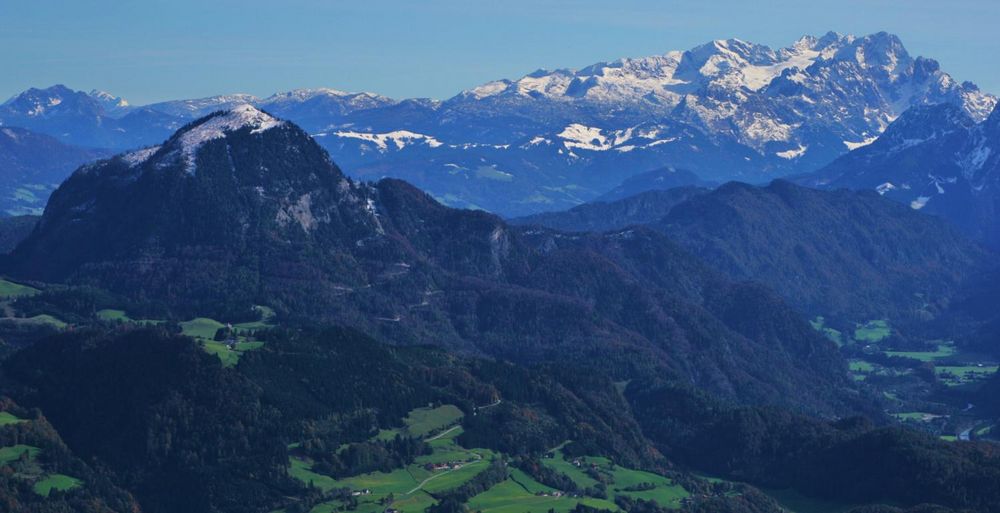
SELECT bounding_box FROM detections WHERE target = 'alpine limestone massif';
[1,32,994,215]
[4,105,862,415]
[801,102,1000,248]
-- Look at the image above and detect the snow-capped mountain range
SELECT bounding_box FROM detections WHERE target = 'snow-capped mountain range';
[0,31,995,216]
[800,102,1000,248]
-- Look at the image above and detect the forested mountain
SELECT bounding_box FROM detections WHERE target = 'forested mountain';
[2,324,997,513]
[2,106,863,416]
[513,180,992,325]
[511,187,708,233]
[592,168,713,203]
[656,181,991,323]
[0,327,664,513]
[800,103,1000,249]
[0,215,39,253]
[3,32,994,215]
[0,127,105,215]
[1,104,999,513]
[0,85,182,149]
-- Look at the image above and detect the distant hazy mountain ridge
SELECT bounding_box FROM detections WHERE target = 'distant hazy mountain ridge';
[4,105,860,415]
[2,31,992,215]
[802,102,1000,248]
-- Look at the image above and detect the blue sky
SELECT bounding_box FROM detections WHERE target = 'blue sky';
[3,0,998,104]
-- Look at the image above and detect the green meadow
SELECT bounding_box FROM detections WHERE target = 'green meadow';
[33,473,82,496]
[288,407,690,513]
[892,412,944,422]
[0,411,27,426]
[0,278,39,298]
[0,444,41,464]
[810,317,844,346]
[848,361,874,372]
[886,342,957,362]
[289,405,489,513]
[468,477,619,513]
[936,365,999,386]
[403,404,464,437]
[541,445,688,508]
[854,320,890,343]
[97,308,275,367]
[96,309,163,325]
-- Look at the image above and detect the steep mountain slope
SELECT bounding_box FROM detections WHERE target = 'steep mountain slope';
[593,167,713,203]
[0,397,140,513]
[3,106,861,415]
[510,186,708,232]
[800,103,1000,248]
[657,181,990,323]
[515,180,990,324]
[0,215,39,253]
[0,127,106,214]
[5,32,992,216]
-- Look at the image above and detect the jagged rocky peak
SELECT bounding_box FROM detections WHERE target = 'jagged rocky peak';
[879,102,975,142]
[1,84,98,117]
[88,89,130,112]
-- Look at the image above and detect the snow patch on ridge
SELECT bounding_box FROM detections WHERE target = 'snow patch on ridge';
[176,104,284,172]
[558,124,610,151]
[776,144,808,160]
[332,130,444,151]
[122,146,161,167]
[910,196,931,210]
[876,182,896,195]
[844,136,879,150]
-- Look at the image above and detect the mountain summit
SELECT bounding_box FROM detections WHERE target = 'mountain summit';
[5,107,858,414]
[3,33,993,216]
[801,102,1000,248]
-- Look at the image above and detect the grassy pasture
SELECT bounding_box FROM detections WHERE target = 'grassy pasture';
[854,320,890,343]
[0,444,41,464]
[936,365,999,386]
[33,473,82,496]
[886,342,957,362]
[288,457,339,492]
[810,317,844,346]
[181,317,227,339]
[288,405,490,513]
[848,361,874,373]
[96,309,164,325]
[289,415,686,513]
[179,316,271,367]
[420,458,490,494]
[404,404,464,437]
[0,278,39,298]
[332,467,419,494]
[540,452,599,490]
[96,309,130,321]
[0,411,26,426]
[385,490,436,513]
[98,310,258,366]
[892,412,944,422]
[468,475,620,513]
[306,499,345,513]
[25,314,67,329]
[541,446,688,508]
[203,340,241,367]
[611,466,688,506]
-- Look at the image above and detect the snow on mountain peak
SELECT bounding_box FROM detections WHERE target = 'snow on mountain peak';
[89,89,129,108]
[173,104,285,172]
